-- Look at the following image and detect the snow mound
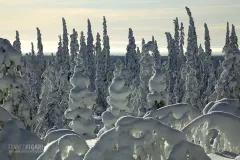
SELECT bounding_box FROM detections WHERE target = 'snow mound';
[182,112,240,153]
[144,103,201,129]
[169,140,211,160]
[85,116,187,160]
[37,134,89,160]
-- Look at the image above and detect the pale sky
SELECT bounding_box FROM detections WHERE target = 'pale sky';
[0,0,239,55]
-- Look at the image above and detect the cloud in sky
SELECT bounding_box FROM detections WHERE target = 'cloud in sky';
[0,0,239,55]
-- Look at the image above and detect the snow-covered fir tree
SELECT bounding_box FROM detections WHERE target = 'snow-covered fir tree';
[184,66,201,110]
[70,29,79,75]
[174,20,186,103]
[200,23,213,105]
[86,19,96,91]
[13,30,21,53]
[203,63,217,103]
[79,31,87,71]
[183,7,202,110]
[35,27,45,97]
[62,17,70,72]
[152,40,161,68]
[147,66,168,110]
[142,38,146,52]
[138,45,154,112]
[223,22,230,53]
[35,65,62,136]
[100,59,131,134]
[59,18,71,113]
[65,56,97,139]
[125,28,140,87]
[214,24,240,100]
[103,16,112,93]
[166,32,177,104]
[95,32,107,114]
[0,38,32,129]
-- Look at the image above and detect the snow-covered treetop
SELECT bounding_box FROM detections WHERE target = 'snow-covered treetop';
[87,19,94,46]
[0,38,22,68]
[185,6,198,55]
[70,29,79,55]
[142,38,145,52]
[179,22,185,56]
[80,31,86,52]
[31,42,35,56]
[36,27,43,55]
[174,17,180,53]
[103,16,107,36]
[13,30,21,53]
[204,23,212,56]
[223,22,230,53]
[229,24,239,52]
[113,59,122,77]
[62,17,69,55]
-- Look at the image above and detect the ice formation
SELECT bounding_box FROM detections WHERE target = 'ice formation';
[65,57,97,139]
[144,103,201,129]
[147,66,168,110]
[99,60,131,136]
[85,116,187,160]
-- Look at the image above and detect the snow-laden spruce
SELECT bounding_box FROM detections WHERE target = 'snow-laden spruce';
[86,19,96,91]
[125,28,140,87]
[35,27,45,97]
[65,56,97,139]
[174,20,186,103]
[99,60,131,135]
[79,31,88,72]
[103,16,112,91]
[95,32,107,114]
[35,65,64,137]
[70,29,79,75]
[138,43,154,112]
[199,23,213,106]
[166,32,177,104]
[13,30,21,53]
[147,66,168,110]
[213,24,240,100]
[0,38,33,129]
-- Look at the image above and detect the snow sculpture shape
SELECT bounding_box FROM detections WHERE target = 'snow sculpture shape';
[85,116,187,160]
[65,57,97,139]
[147,66,168,110]
[0,38,21,95]
[37,134,89,160]
[99,60,131,135]
[203,98,240,117]
[0,119,44,160]
[168,140,211,160]
[144,103,201,129]
[182,112,240,154]
[0,38,32,129]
